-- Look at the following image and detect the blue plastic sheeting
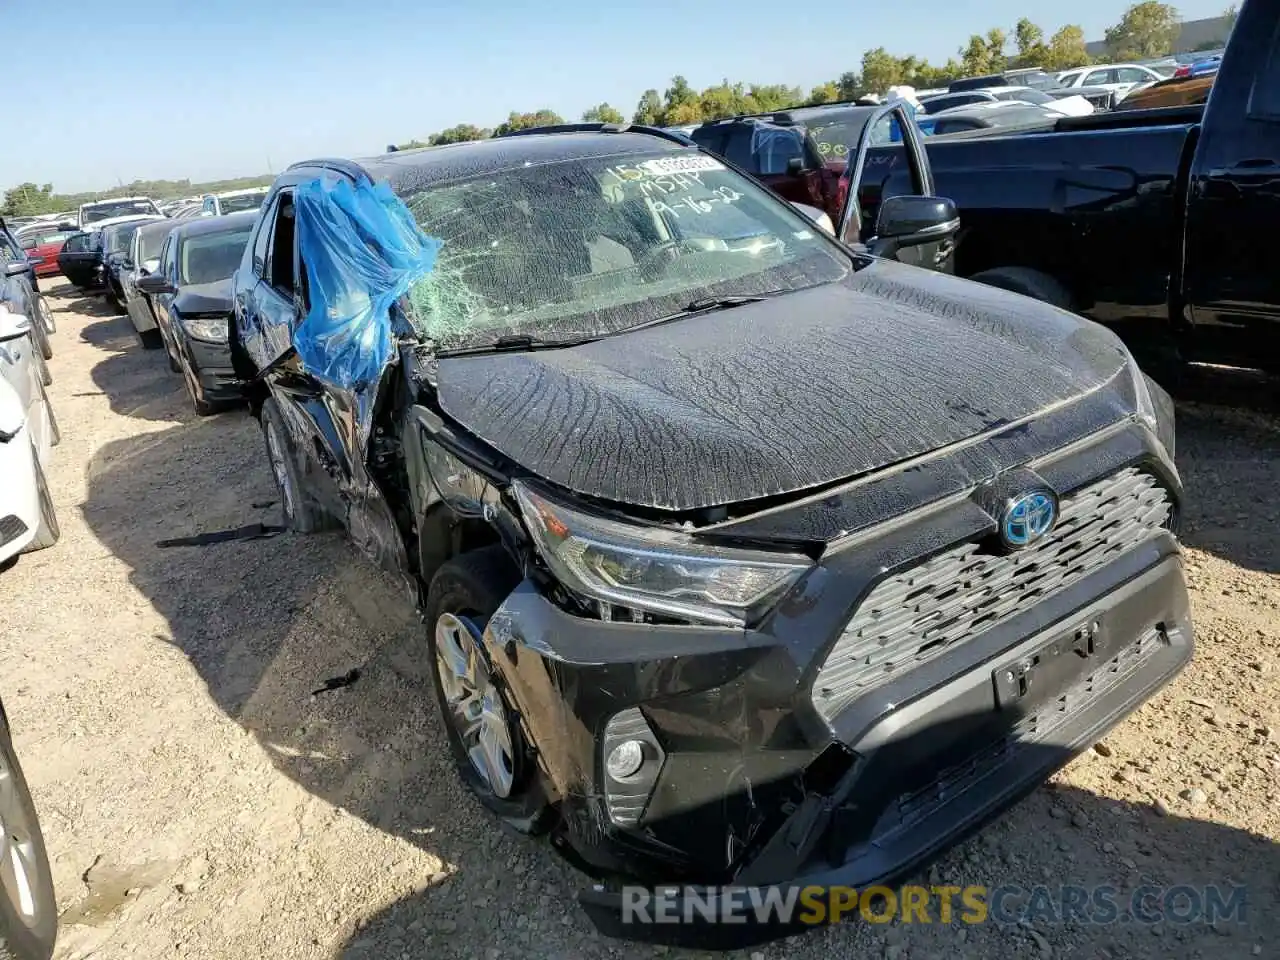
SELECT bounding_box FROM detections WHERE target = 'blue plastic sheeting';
[293,175,441,389]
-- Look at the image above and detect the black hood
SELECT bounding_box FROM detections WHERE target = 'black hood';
[435,260,1131,513]
[174,278,233,314]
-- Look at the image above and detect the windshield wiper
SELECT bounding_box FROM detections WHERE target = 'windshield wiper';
[434,332,602,359]
[623,295,771,334]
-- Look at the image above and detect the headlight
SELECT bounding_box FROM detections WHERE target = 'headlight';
[182,315,229,342]
[512,481,813,627]
[1121,346,1175,461]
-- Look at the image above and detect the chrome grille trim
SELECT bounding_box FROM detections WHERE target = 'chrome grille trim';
[813,468,1171,722]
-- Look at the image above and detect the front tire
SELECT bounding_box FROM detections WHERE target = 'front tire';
[258,397,334,533]
[35,297,55,336]
[969,266,1074,309]
[28,320,52,362]
[23,458,59,553]
[0,715,57,960]
[424,546,552,835]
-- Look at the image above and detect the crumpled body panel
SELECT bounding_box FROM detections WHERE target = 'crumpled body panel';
[435,259,1131,513]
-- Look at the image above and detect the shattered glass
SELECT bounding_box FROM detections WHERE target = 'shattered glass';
[400,149,850,351]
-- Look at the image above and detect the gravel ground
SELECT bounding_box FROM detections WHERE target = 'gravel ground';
[1,284,1277,960]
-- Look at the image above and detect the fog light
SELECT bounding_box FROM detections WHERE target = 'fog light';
[606,740,645,780]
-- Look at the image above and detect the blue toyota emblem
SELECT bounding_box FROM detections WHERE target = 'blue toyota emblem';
[1001,489,1058,549]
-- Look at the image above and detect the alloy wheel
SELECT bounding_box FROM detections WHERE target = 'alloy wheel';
[0,748,46,928]
[434,612,516,798]
[263,419,296,520]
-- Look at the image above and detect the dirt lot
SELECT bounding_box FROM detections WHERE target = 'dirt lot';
[1,282,1277,960]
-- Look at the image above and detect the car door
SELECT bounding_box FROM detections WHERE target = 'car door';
[245,187,351,520]
[149,233,181,352]
[837,101,959,274]
[56,232,98,285]
[1182,11,1280,369]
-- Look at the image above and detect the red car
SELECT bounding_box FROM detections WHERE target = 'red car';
[19,227,77,278]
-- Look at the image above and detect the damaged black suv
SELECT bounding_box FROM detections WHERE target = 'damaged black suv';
[229,119,1191,942]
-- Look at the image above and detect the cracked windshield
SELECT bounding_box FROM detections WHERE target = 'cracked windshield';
[402,151,849,349]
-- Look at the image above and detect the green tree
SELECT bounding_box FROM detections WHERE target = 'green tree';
[836,71,863,100]
[492,109,564,136]
[960,34,999,75]
[429,123,488,145]
[1045,24,1091,69]
[581,102,625,124]
[633,89,664,125]
[806,81,841,105]
[860,47,907,93]
[1104,1,1181,59]
[748,83,803,111]
[1,183,56,217]
[698,80,751,120]
[1013,18,1050,67]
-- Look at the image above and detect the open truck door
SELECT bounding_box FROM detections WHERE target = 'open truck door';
[836,101,960,274]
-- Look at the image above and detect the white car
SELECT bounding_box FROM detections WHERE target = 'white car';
[921,86,1095,118]
[77,196,164,230]
[1054,63,1165,102]
[198,187,269,218]
[0,307,59,565]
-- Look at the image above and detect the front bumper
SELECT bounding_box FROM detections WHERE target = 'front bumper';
[181,336,244,402]
[475,421,1191,945]
[0,428,40,564]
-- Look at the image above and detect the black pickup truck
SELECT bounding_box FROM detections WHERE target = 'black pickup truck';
[864,0,1274,384]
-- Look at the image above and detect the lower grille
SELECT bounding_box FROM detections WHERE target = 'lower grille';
[870,626,1164,844]
[813,468,1171,722]
[0,515,28,548]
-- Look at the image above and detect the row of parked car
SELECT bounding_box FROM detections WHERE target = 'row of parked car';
[1,3,1260,946]
[0,218,64,960]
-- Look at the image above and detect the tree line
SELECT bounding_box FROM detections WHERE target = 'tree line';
[3,2,1234,217]
[397,2,1223,147]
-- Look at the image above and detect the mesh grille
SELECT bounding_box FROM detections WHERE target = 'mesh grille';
[813,468,1171,721]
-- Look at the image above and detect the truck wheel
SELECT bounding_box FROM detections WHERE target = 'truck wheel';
[969,266,1075,310]
[424,545,553,836]
[0,713,58,960]
[259,396,335,533]
[23,458,60,553]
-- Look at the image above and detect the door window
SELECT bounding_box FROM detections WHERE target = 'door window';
[251,195,277,275]
[265,191,298,297]
[1248,21,1280,119]
[1084,69,1114,86]
[1116,67,1151,84]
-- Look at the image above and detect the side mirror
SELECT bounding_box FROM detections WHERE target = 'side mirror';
[0,303,32,341]
[136,273,175,296]
[3,260,28,277]
[867,195,960,259]
[786,156,810,176]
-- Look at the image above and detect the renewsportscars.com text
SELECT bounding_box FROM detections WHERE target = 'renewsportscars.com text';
[621,883,1248,927]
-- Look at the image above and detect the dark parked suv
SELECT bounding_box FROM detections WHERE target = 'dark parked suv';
[229,122,1191,943]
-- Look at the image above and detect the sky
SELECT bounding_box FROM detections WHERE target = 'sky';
[6,0,1226,194]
